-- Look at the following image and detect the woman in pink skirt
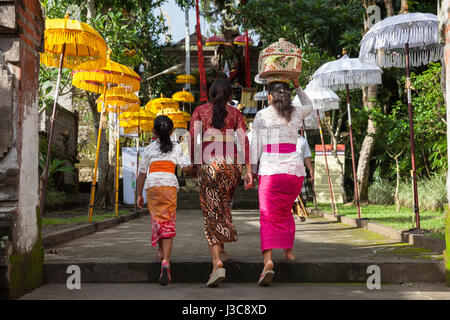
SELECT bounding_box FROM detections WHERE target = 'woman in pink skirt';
[250,77,313,286]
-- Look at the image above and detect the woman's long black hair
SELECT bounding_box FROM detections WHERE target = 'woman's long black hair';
[268,81,294,122]
[153,115,174,153]
[209,79,232,129]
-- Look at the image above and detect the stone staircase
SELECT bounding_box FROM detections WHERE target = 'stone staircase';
[177,179,259,210]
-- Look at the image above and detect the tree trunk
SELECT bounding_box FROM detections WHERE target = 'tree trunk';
[398,0,408,14]
[87,93,114,208]
[384,0,394,17]
[394,155,401,212]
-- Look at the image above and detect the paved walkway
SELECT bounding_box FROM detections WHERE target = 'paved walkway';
[21,282,450,300]
[27,209,450,299]
[45,210,443,264]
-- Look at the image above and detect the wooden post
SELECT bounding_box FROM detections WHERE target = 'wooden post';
[405,43,420,230]
[317,110,337,214]
[115,111,120,216]
[346,84,362,219]
[446,207,450,286]
[40,43,66,216]
[88,85,107,222]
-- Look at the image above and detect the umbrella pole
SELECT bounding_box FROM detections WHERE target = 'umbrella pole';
[40,43,66,216]
[88,86,107,222]
[303,119,317,209]
[405,43,420,230]
[317,110,337,214]
[345,85,361,219]
[135,123,140,214]
[115,112,120,216]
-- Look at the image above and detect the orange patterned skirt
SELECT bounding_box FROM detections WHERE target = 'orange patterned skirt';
[198,158,242,246]
[146,186,177,247]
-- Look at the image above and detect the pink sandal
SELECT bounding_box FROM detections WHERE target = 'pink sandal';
[159,261,171,286]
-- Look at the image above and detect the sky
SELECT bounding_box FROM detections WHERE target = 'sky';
[155,1,213,44]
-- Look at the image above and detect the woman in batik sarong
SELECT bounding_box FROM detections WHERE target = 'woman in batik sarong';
[137,115,190,286]
[250,78,313,286]
[188,79,252,287]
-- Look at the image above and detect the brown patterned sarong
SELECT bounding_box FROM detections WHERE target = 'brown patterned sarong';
[198,158,242,245]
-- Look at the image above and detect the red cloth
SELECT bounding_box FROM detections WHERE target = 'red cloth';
[196,0,208,102]
[189,103,250,165]
[245,30,251,88]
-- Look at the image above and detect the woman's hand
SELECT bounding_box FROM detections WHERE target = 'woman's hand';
[244,171,253,190]
[137,195,145,209]
[182,164,198,177]
[291,77,300,89]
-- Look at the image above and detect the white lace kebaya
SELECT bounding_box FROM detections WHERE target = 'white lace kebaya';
[250,87,313,177]
[138,139,191,190]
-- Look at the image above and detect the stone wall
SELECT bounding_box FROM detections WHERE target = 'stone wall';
[0,0,44,299]
[39,104,79,185]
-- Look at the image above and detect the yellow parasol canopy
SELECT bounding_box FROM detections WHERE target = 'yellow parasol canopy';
[96,92,141,113]
[181,110,191,122]
[72,50,141,95]
[173,121,188,129]
[172,89,195,103]
[156,108,187,129]
[41,14,107,70]
[119,109,155,130]
[175,74,196,84]
[145,93,180,114]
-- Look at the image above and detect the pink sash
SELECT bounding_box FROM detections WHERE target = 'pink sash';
[263,143,296,153]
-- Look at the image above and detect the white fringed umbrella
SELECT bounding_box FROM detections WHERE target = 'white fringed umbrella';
[359,5,443,230]
[359,12,442,68]
[254,75,269,107]
[305,81,340,112]
[312,50,382,218]
[254,90,268,101]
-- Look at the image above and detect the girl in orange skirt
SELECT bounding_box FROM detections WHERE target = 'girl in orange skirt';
[137,115,190,286]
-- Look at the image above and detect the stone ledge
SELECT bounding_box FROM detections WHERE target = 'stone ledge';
[43,260,446,284]
[310,209,445,252]
[42,210,148,248]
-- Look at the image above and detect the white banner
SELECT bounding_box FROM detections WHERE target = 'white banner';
[122,147,147,205]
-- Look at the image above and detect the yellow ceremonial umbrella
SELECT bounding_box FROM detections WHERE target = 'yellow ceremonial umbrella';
[72,50,141,222]
[172,89,195,113]
[145,94,179,114]
[175,74,196,84]
[72,52,141,94]
[156,108,184,122]
[119,109,155,131]
[181,111,191,122]
[172,89,195,103]
[96,93,141,113]
[156,108,187,129]
[39,14,107,216]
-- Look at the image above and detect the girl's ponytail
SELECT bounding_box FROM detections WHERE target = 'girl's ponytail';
[154,115,174,153]
[209,79,232,129]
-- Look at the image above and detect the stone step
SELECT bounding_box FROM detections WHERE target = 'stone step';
[44,260,445,284]
[177,199,259,210]
[177,192,258,201]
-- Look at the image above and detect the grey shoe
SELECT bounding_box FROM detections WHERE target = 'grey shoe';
[207,268,226,287]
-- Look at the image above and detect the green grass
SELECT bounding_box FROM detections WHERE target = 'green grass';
[314,203,446,240]
[42,210,131,227]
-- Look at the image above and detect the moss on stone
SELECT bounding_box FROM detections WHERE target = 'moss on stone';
[8,206,44,299]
